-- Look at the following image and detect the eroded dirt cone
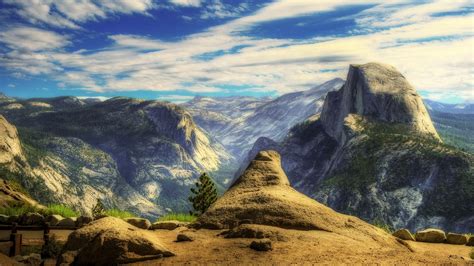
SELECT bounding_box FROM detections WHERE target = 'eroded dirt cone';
[195,150,405,248]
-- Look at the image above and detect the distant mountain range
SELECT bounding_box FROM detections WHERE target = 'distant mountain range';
[424,99,474,114]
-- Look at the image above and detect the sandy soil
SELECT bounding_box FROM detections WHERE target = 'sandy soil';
[130,227,474,265]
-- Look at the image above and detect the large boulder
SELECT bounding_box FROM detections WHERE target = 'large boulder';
[446,233,468,245]
[75,216,93,227]
[151,220,186,230]
[58,217,174,265]
[20,212,44,225]
[195,150,404,249]
[0,214,9,224]
[57,217,77,227]
[466,236,474,246]
[392,229,415,241]
[125,217,151,229]
[45,214,64,226]
[415,229,446,243]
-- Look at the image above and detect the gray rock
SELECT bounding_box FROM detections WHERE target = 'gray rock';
[14,253,41,266]
[446,233,468,245]
[76,215,93,227]
[20,212,44,225]
[392,229,415,241]
[415,228,446,243]
[151,220,186,230]
[176,233,194,242]
[250,239,272,251]
[58,217,77,227]
[45,214,64,226]
[0,214,9,224]
[466,236,473,246]
[125,217,151,229]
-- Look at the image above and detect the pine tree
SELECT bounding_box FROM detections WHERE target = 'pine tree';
[92,199,105,218]
[188,173,218,216]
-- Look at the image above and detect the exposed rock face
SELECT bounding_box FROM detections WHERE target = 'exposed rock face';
[0,115,24,164]
[58,217,174,265]
[240,63,474,232]
[0,179,43,208]
[320,63,440,142]
[196,150,407,250]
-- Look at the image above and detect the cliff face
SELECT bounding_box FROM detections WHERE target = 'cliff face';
[320,63,440,143]
[0,97,231,216]
[240,63,473,232]
[0,115,24,165]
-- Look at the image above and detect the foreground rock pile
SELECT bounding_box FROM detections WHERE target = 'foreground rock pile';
[393,228,473,246]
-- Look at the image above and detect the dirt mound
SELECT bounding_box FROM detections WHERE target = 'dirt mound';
[195,150,404,248]
[58,217,174,265]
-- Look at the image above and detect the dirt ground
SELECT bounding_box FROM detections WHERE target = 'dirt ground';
[131,227,474,265]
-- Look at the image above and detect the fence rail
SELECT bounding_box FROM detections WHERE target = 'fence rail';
[0,223,77,257]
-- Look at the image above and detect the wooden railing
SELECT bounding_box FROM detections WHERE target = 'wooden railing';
[0,223,77,257]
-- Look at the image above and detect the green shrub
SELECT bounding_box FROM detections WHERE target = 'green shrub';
[156,213,197,223]
[44,204,78,218]
[0,204,39,216]
[92,199,105,219]
[188,173,218,216]
[371,219,393,234]
[104,209,134,219]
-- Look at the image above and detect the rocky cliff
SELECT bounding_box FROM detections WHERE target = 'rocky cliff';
[240,63,473,232]
[0,97,231,216]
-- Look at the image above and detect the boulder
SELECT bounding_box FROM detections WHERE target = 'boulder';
[250,239,272,251]
[392,229,415,241]
[223,224,287,241]
[446,233,468,245]
[7,215,19,224]
[415,228,446,243]
[57,217,174,265]
[45,214,64,226]
[0,214,9,224]
[20,212,44,225]
[125,217,151,229]
[176,233,194,242]
[57,217,77,227]
[14,253,41,266]
[151,220,186,230]
[466,236,474,246]
[75,216,93,227]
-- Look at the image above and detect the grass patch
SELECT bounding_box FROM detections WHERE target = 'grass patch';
[44,204,78,218]
[104,209,134,219]
[156,213,197,223]
[371,219,393,234]
[0,204,39,216]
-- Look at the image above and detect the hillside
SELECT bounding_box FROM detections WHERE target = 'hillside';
[0,97,231,216]
[240,63,474,232]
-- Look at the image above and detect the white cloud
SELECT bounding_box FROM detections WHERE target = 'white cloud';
[7,83,15,88]
[169,0,202,7]
[0,26,69,51]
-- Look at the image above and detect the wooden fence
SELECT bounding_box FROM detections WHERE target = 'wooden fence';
[0,223,77,257]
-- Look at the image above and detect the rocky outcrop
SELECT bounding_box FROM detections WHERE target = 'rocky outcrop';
[196,150,408,251]
[240,63,474,232]
[58,217,174,265]
[320,63,440,143]
[0,115,24,165]
[392,229,415,241]
[446,233,468,245]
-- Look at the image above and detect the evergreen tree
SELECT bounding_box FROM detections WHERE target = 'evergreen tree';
[92,199,105,218]
[188,173,218,215]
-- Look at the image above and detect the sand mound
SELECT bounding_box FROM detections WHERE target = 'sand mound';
[196,150,404,247]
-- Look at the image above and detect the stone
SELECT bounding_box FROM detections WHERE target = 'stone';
[466,236,474,246]
[151,220,186,230]
[415,228,446,243]
[0,214,9,224]
[14,253,41,266]
[75,215,93,227]
[446,233,468,245]
[7,215,19,224]
[20,212,44,225]
[125,217,151,229]
[57,217,77,227]
[57,217,174,265]
[45,214,64,226]
[176,233,194,242]
[392,229,415,241]
[250,239,272,251]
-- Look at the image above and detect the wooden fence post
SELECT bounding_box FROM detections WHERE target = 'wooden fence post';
[43,222,50,247]
[9,222,21,257]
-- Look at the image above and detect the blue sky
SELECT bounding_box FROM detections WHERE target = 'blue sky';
[0,0,473,103]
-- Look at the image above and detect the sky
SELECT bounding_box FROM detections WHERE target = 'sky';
[0,0,473,103]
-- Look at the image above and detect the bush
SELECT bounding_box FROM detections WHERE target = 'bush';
[104,209,134,219]
[0,203,78,218]
[156,213,197,223]
[92,199,105,218]
[0,204,39,216]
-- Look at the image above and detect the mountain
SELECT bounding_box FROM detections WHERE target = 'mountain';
[429,110,474,153]
[0,96,231,217]
[424,99,474,114]
[240,63,474,232]
[183,78,344,160]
